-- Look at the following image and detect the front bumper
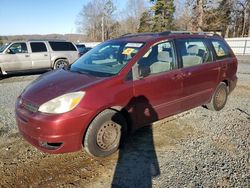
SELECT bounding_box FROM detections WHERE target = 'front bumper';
[15,101,94,154]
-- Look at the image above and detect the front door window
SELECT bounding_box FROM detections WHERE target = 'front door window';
[133,41,176,79]
[8,43,28,54]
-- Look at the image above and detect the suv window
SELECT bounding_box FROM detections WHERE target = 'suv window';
[133,41,176,78]
[211,40,231,59]
[30,42,47,52]
[176,39,212,68]
[8,43,28,54]
[49,42,77,51]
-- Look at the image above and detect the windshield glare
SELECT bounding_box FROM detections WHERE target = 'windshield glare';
[70,41,144,77]
[0,43,10,53]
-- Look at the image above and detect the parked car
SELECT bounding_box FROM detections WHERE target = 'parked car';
[76,44,92,56]
[0,40,79,76]
[16,31,238,157]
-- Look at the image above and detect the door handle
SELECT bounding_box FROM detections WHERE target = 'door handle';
[44,54,48,57]
[183,72,191,77]
[25,54,30,57]
[222,65,227,70]
[172,72,191,80]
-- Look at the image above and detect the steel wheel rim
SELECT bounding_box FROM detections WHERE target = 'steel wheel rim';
[215,87,227,108]
[97,121,121,151]
[56,60,66,69]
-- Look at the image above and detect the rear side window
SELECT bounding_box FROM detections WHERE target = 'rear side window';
[211,40,231,59]
[49,42,77,51]
[30,42,47,52]
[176,39,212,68]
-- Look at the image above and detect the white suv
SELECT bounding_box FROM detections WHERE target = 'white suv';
[0,40,79,75]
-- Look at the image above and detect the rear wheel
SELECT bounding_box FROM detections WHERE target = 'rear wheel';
[0,69,3,80]
[53,59,69,69]
[206,82,228,111]
[84,109,127,157]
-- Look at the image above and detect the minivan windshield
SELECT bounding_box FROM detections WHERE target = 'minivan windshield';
[70,41,144,77]
[0,43,10,53]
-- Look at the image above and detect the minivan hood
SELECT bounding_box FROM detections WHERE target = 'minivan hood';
[22,69,106,105]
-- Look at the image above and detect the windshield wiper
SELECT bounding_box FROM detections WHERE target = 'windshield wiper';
[71,69,91,75]
[70,65,116,77]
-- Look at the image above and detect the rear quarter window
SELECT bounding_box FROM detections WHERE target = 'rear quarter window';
[49,42,77,51]
[211,39,231,60]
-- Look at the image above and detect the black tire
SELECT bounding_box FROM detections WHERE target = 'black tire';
[84,109,127,157]
[0,70,3,80]
[53,59,69,69]
[206,82,228,111]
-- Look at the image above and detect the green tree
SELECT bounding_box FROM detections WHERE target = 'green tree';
[150,0,175,32]
[188,0,250,37]
[138,11,153,33]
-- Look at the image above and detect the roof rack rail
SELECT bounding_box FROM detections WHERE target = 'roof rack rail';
[159,31,221,37]
[159,31,191,35]
[27,39,67,42]
[117,31,221,39]
[118,32,156,38]
[120,33,133,37]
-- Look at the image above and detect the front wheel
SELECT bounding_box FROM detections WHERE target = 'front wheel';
[84,109,127,157]
[53,59,69,69]
[206,82,228,111]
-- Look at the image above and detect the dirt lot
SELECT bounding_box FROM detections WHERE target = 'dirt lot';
[0,63,249,187]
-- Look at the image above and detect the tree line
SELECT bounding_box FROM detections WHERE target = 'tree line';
[77,0,250,41]
[182,0,250,37]
[1,0,249,45]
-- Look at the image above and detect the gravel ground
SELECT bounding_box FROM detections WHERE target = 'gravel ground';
[0,73,40,135]
[0,62,249,187]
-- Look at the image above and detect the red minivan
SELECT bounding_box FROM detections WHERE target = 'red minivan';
[15,32,238,157]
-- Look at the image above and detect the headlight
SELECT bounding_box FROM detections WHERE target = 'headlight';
[38,91,85,114]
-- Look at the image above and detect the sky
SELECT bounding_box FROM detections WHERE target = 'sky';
[0,0,127,36]
[0,0,186,36]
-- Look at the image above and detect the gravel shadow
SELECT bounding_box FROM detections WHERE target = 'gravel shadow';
[111,96,160,188]
[236,108,250,121]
